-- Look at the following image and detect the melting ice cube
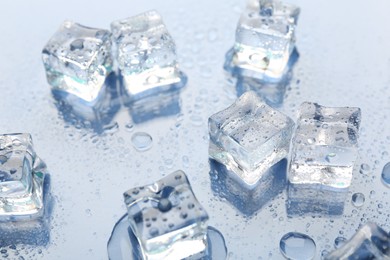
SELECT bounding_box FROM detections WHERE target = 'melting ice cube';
[287,102,361,215]
[123,170,209,260]
[325,223,390,259]
[111,11,185,99]
[208,91,294,186]
[0,133,47,220]
[231,0,300,79]
[42,21,112,102]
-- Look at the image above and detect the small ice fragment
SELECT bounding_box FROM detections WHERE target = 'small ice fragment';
[232,0,300,79]
[111,11,185,99]
[42,21,112,102]
[0,134,47,220]
[325,223,390,259]
[123,170,209,260]
[208,91,294,186]
[287,102,361,216]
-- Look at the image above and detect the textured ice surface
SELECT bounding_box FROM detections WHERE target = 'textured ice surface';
[232,0,300,79]
[0,134,47,220]
[288,102,361,215]
[209,91,294,186]
[42,21,112,102]
[325,223,390,260]
[123,170,209,260]
[111,11,183,98]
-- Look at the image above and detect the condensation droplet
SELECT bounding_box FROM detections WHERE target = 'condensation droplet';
[279,232,316,260]
[131,132,153,152]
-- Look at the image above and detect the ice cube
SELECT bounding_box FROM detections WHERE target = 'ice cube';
[0,134,47,220]
[111,11,184,99]
[42,21,112,102]
[208,91,294,186]
[232,0,300,79]
[287,102,361,215]
[325,223,390,259]
[123,170,209,260]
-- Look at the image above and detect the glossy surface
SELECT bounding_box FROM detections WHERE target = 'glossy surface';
[0,0,390,259]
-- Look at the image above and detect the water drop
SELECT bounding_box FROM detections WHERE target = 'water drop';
[334,236,346,249]
[351,193,365,207]
[131,132,153,152]
[158,198,172,213]
[279,232,316,260]
[381,162,390,187]
[70,39,84,51]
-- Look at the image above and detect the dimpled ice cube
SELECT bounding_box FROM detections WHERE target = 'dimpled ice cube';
[325,223,390,260]
[123,170,209,260]
[0,134,47,219]
[42,21,112,102]
[208,91,294,186]
[111,11,181,98]
[233,0,300,79]
[289,102,361,189]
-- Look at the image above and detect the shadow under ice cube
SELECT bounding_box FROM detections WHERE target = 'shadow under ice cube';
[209,159,286,216]
[123,170,209,260]
[111,11,185,99]
[208,91,294,186]
[231,0,300,79]
[0,134,47,220]
[287,102,361,216]
[325,223,390,259]
[42,21,113,102]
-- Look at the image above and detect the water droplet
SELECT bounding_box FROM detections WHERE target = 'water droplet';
[360,163,370,171]
[208,28,218,42]
[70,39,84,51]
[381,162,390,187]
[158,198,172,213]
[334,236,346,249]
[279,232,316,260]
[131,132,153,152]
[125,123,134,132]
[149,227,159,236]
[351,193,365,207]
[249,53,269,68]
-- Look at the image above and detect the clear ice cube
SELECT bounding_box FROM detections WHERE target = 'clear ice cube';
[123,170,209,260]
[287,102,361,215]
[111,11,182,98]
[233,0,300,79]
[0,134,46,220]
[208,91,294,186]
[325,223,390,260]
[42,21,113,102]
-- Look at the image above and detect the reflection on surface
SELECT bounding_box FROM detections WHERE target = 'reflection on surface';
[224,48,299,107]
[126,89,182,124]
[209,159,287,217]
[119,71,187,102]
[0,175,53,247]
[286,183,347,217]
[52,72,121,134]
[107,214,227,260]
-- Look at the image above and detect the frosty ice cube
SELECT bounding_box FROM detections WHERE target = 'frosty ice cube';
[111,11,182,98]
[287,102,361,215]
[325,223,390,260]
[232,0,300,79]
[0,134,47,220]
[123,170,209,260]
[42,21,112,102]
[208,91,294,186]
